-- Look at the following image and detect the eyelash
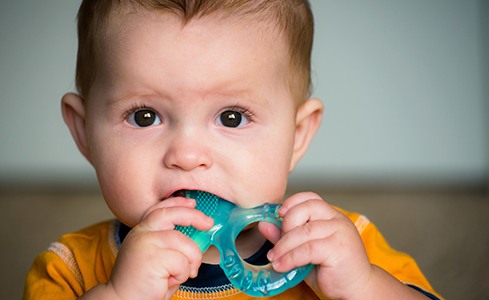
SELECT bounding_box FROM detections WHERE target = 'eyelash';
[122,103,155,120]
[121,103,256,123]
[224,104,255,121]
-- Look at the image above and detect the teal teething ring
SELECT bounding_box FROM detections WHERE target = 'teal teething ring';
[174,190,313,297]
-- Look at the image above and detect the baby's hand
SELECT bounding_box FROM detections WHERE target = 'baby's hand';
[262,192,373,299]
[82,197,213,300]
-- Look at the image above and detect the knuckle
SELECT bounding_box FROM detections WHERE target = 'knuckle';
[301,221,315,237]
[302,241,314,258]
[301,191,322,201]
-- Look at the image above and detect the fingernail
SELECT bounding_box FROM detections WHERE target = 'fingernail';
[278,205,288,216]
[272,260,280,270]
[267,250,275,262]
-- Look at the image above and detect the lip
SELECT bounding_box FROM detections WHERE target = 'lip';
[162,188,190,200]
[163,188,228,202]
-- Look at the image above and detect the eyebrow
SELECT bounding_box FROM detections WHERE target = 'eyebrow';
[105,86,270,109]
[106,90,160,105]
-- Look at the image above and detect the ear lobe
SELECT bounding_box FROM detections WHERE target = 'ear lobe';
[61,93,92,163]
[289,98,323,172]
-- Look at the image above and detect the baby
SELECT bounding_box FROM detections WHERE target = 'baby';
[24,1,441,299]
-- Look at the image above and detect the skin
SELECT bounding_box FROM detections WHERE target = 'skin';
[62,9,429,300]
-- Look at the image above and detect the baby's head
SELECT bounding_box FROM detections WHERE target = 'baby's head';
[62,0,323,227]
[76,0,314,104]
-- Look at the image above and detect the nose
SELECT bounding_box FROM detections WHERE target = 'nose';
[163,130,213,171]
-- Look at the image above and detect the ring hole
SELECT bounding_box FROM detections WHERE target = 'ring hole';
[236,221,281,264]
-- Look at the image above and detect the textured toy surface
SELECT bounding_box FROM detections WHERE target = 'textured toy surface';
[174,190,313,297]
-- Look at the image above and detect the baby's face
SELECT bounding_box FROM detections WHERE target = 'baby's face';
[84,12,300,227]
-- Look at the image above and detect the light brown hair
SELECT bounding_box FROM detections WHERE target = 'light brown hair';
[76,0,314,102]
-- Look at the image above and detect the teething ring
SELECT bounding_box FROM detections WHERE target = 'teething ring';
[174,191,313,297]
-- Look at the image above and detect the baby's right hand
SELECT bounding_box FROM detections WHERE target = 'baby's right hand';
[81,197,214,300]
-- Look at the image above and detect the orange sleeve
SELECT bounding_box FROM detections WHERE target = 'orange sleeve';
[23,248,83,299]
[337,208,442,299]
[23,221,116,300]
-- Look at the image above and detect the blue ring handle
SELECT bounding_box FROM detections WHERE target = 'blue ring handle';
[175,191,313,297]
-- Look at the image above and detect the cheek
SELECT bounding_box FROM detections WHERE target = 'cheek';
[262,123,295,168]
[98,158,160,226]
[87,127,159,226]
[238,126,295,204]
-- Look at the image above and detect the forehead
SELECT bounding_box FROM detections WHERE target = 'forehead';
[103,4,285,47]
[90,9,291,99]
[102,6,286,63]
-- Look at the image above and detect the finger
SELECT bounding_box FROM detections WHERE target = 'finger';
[268,219,335,263]
[258,221,282,244]
[281,198,339,234]
[271,238,331,273]
[279,192,323,215]
[126,228,204,278]
[141,197,198,221]
[138,205,214,232]
[158,230,205,278]
[159,249,193,286]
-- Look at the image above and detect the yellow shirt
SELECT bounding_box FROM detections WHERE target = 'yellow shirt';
[23,209,441,299]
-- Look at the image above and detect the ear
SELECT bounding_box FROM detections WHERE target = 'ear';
[61,93,92,163]
[289,98,323,172]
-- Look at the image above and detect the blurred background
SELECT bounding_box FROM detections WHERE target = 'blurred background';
[1,0,487,299]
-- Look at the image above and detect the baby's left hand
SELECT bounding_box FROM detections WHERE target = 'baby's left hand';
[261,192,373,299]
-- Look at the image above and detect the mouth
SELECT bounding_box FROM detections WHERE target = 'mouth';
[167,189,226,203]
[165,189,232,208]
[168,189,188,198]
[167,189,214,199]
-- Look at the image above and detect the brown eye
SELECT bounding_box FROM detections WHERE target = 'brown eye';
[127,109,161,127]
[219,110,243,128]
